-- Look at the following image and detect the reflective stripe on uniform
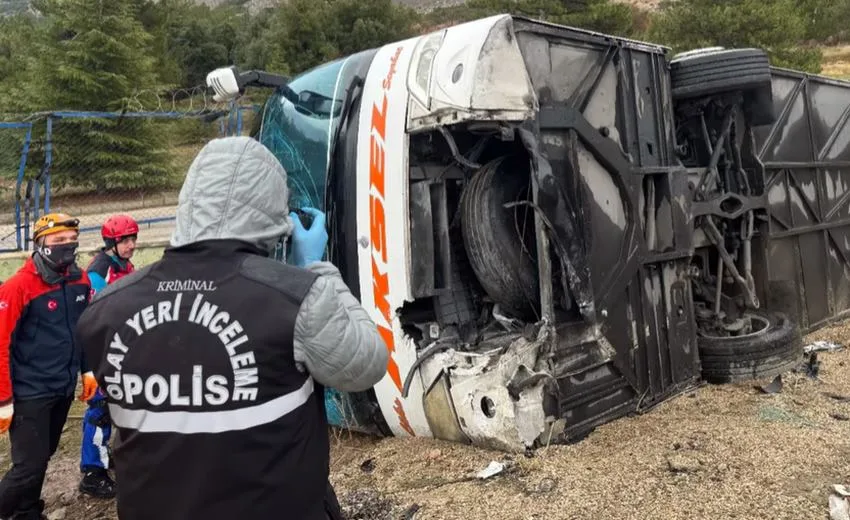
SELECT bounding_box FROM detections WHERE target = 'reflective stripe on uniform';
[108,377,314,434]
[94,426,110,468]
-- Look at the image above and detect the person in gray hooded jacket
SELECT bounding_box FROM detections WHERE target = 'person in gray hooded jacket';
[75,136,388,520]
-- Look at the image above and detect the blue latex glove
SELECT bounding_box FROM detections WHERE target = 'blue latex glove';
[290,207,328,267]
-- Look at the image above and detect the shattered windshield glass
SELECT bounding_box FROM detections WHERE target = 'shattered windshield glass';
[258,58,348,211]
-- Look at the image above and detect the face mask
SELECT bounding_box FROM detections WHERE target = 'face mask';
[40,242,79,270]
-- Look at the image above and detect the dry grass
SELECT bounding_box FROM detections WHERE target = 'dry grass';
[1,324,848,520]
[822,45,850,80]
[611,0,663,11]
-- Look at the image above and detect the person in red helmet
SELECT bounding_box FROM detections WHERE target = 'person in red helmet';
[77,214,138,499]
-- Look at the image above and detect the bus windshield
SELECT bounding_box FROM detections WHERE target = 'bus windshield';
[257,58,348,211]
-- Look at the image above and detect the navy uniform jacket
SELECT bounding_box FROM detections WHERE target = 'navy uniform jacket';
[0,257,91,405]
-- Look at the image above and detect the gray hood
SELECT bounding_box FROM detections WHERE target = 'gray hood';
[170,136,294,251]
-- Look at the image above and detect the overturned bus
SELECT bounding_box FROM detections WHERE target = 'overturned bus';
[207,14,850,452]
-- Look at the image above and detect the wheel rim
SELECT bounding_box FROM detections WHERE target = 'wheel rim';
[699,313,771,339]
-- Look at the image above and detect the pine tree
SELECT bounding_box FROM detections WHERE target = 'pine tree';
[424,0,640,39]
[0,15,38,186]
[649,0,822,73]
[29,0,177,191]
[796,0,850,42]
[0,14,38,114]
[136,0,244,89]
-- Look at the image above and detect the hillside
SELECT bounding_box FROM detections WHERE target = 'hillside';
[192,0,663,12]
[0,0,666,15]
[0,0,274,15]
[0,0,30,16]
[191,0,278,12]
[1,0,848,81]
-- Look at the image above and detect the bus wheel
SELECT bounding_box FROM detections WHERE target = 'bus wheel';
[697,310,803,384]
[671,47,775,126]
[460,155,539,321]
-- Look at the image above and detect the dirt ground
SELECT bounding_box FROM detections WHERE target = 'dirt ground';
[326,333,850,520]
[0,322,842,520]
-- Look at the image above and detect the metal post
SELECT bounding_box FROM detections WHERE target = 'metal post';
[13,124,32,252]
[43,117,53,212]
[33,184,39,221]
[533,170,555,323]
[23,179,32,252]
[229,101,238,136]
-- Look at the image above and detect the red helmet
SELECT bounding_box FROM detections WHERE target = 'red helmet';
[102,214,139,242]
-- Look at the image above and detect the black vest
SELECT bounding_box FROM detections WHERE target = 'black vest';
[76,240,330,520]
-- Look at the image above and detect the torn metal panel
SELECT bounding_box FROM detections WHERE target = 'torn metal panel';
[406,15,538,133]
[551,326,617,377]
[445,326,553,452]
[422,374,471,444]
[519,124,596,321]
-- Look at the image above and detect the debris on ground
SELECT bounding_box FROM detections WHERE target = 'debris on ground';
[360,458,376,473]
[476,460,507,479]
[666,453,701,474]
[756,374,783,394]
[531,478,557,494]
[804,340,845,354]
[400,504,421,519]
[824,392,850,402]
[338,489,397,520]
[426,449,442,461]
[46,507,66,520]
[804,352,821,379]
[830,485,850,520]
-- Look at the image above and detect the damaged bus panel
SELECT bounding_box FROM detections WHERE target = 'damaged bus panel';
[207,14,850,452]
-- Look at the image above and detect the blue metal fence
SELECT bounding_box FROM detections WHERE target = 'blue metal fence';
[0,122,33,253]
[0,103,256,252]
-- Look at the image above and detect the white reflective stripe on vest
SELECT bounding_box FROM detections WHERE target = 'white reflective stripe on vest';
[108,377,314,434]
